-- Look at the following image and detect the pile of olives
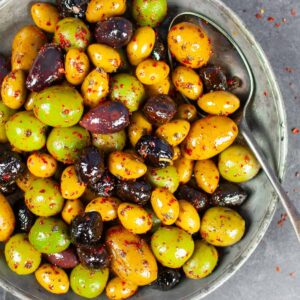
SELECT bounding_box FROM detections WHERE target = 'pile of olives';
[0,0,261,299]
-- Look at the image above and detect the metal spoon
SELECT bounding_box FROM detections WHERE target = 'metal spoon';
[168,12,300,241]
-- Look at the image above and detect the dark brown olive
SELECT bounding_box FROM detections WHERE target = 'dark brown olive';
[116,180,152,206]
[151,33,166,61]
[71,211,103,246]
[14,202,35,233]
[227,76,243,91]
[198,65,228,92]
[89,170,116,197]
[80,101,130,134]
[0,182,17,195]
[136,135,173,168]
[211,182,248,207]
[76,244,110,269]
[94,17,133,48]
[143,95,177,126]
[176,185,209,212]
[56,0,89,18]
[150,267,181,291]
[46,246,79,269]
[0,54,10,86]
[26,44,64,92]
[75,146,105,185]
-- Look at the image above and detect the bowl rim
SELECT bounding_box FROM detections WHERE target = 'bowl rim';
[0,0,288,299]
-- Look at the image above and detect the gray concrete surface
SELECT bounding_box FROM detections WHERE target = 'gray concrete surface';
[1,0,300,299]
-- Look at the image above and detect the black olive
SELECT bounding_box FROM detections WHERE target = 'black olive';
[136,135,174,168]
[0,151,25,185]
[0,54,10,86]
[14,202,35,233]
[71,212,103,246]
[211,182,248,207]
[227,76,243,91]
[0,182,17,195]
[76,244,110,269]
[56,0,89,18]
[176,185,209,212]
[75,146,105,185]
[151,33,167,61]
[150,267,181,291]
[116,180,152,206]
[198,65,228,92]
[89,170,116,197]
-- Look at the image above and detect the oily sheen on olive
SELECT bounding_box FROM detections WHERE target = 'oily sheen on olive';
[56,0,89,19]
[150,267,181,291]
[14,202,35,233]
[46,247,79,269]
[198,65,228,92]
[88,170,116,197]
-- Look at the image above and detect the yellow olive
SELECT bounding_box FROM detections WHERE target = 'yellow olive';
[108,151,147,180]
[174,157,194,184]
[86,0,126,23]
[198,91,240,115]
[156,119,190,146]
[35,264,69,294]
[27,152,57,178]
[118,203,152,234]
[61,166,86,200]
[1,70,27,109]
[128,111,152,147]
[176,103,198,122]
[16,169,38,192]
[81,68,109,107]
[62,199,84,224]
[145,77,170,97]
[85,197,121,222]
[88,44,121,73]
[127,26,155,66]
[31,3,60,33]
[218,144,260,183]
[201,207,245,247]
[136,59,169,85]
[0,193,15,242]
[172,66,203,100]
[175,200,200,234]
[106,225,158,286]
[12,25,47,71]
[151,188,179,225]
[65,49,90,86]
[168,22,211,69]
[25,92,37,111]
[92,130,126,153]
[106,277,138,300]
[194,159,219,194]
[173,146,181,161]
[182,115,238,160]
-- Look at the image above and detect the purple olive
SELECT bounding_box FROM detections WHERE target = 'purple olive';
[46,246,79,269]
[26,44,64,92]
[89,170,116,197]
[80,101,130,134]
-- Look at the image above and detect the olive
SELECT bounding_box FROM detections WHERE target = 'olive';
[56,0,89,18]
[75,146,105,185]
[0,54,9,86]
[176,185,209,212]
[198,65,228,92]
[227,76,242,91]
[46,247,79,269]
[0,151,25,186]
[26,44,64,92]
[151,33,167,61]
[94,17,133,48]
[76,244,110,269]
[71,212,103,246]
[80,101,130,134]
[143,95,177,126]
[136,135,174,168]
[116,180,152,206]
[0,182,18,195]
[89,170,116,197]
[211,182,248,207]
[14,202,35,233]
[150,267,181,291]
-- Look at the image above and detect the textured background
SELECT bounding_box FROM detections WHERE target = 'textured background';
[2,0,300,299]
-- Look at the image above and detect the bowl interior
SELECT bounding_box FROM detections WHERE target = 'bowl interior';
[0,0,287,299]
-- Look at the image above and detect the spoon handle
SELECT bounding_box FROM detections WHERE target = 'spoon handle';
[240,122,300,241]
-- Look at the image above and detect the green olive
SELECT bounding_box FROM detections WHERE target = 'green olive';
[0,101,16,143]
[92,130,126,153]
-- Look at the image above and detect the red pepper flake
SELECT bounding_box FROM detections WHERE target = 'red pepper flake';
[289,272,296,278]
[282,18,287,23]
[277,213,287,227]
[255,13,263,19]
[267,16,275,22]
[291,8,297,17]
[285,67,294,73]
[263,91,268,97]
[295,172,300,177]
[276,266,281,272]
[274,22,281,28]
[292,127,299,134]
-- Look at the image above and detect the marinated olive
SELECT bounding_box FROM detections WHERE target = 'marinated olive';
[27,152,57,178]
[0,193,16,242]
[24,92,37,111]
[173,157,194,184]
[88,170,116,197]
[46,246,79,269]
[116,180,152,206]
[172,146,181,161]
[151,226,194,268]
[218,144,260,183]
[62,198,84,224]
[143,95,177,126]
[176,103,198,122]
[136,135,174,168]
[95,17,133,48]
[75,146,105,185]
[92,130,126,153]
[198,65,228,92]
[0,101,15,143]
[200,207,245,247]
[56,0,89,18]
[5,233,41,275]
[16,169,37,192]
[151,33,167,61]
[80,101,130,134]
[211,182,248,207]
[106,277,138,300]
[145,77,170,98]
[71,211,103,246]
[150,267,181,291]
[77,244,110,269]
[14,202,35,233]
[29,217,71,254]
